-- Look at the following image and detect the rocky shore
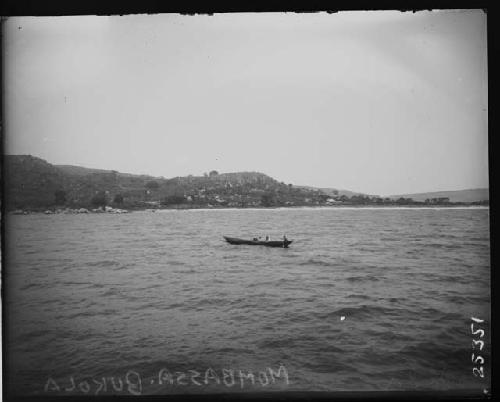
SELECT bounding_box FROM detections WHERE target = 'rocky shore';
[12,206,129,215]
[9,203,489,216]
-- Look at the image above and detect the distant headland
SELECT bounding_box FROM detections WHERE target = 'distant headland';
[3,155,489,213]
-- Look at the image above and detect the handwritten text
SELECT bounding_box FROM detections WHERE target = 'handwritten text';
[44,365,289,395]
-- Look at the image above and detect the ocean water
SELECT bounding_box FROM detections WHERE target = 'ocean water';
[4,207,491,396]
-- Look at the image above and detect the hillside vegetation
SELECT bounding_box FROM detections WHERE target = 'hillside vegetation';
[4,155,328,210]
[4,155,489,211]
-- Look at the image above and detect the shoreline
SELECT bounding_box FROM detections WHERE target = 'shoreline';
[154,205,490,212]
[8,204,489,215]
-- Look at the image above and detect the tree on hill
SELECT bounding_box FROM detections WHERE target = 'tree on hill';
[396,197,414,204]
[261,193,275,207]
[162,195,186,205]
[209,170,219,177]
[91,191,107,208]
[318,194,329,203]
[145,180,160,190]
[54,190,67,205]
[350,195,369,204]
[113,193,124,205]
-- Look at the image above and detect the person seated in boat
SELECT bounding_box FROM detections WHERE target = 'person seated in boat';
[283,234,288,242]
[265,235,270,241]
[253,237,258,241]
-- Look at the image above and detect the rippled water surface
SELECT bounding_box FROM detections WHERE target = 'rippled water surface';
[5,207,491,395]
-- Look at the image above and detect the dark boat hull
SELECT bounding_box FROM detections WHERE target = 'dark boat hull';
[223,236,292,248]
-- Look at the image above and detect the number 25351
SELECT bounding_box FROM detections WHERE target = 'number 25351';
[471,317,485,378]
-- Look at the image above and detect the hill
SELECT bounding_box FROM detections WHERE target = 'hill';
[3,155,329,210]
[4,155,489,210]
[388,189,489,203]
[4,155,68,208]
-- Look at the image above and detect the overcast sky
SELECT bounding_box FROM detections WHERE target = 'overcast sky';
[4,10,488,196]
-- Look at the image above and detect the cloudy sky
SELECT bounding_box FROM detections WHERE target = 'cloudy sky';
[4,10,488,196]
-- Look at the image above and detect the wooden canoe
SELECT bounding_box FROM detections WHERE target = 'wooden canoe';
[223,236,292,248]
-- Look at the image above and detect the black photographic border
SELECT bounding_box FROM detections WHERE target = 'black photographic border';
[0,1,496,401]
